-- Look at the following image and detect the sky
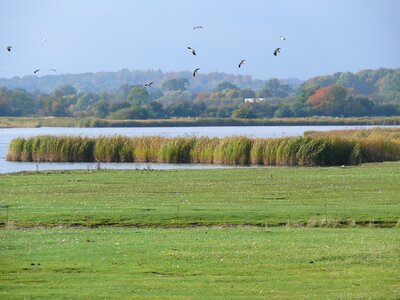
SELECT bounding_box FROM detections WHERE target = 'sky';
[0,0,399,80]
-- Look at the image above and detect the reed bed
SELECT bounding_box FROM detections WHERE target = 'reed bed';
[305,128,400,163]
[132,136,164,162]
[214,137,253,164]
[304,128,400,141]
[7,136,95,162]
[190,137,219,163]
[7,130,400,166]
[94,136,133,162]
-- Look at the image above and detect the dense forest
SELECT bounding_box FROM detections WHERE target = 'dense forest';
[0,68,399,119]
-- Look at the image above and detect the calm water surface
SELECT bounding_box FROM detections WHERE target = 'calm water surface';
[0,125,397,173]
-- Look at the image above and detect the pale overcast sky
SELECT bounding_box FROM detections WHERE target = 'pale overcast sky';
[0,0,399,80]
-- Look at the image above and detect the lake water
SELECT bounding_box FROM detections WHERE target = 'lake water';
[0,125,397,173]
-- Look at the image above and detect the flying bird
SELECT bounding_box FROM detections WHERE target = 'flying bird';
[193,26,203,30]
[49,68,57,72]
[280,35,286,41]
[238,59,246,68]
[144,81,154,87]
[193,68,200,77]
[6,46,12,52]
[34,69,40,74]
[187,46,196,56]
[273,48,281,56]
[42,38,48,42]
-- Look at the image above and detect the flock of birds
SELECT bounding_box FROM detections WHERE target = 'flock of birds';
[5,27,287,88]
[142,26,286,87]
[6,39,58,74]
[183,27,286,79]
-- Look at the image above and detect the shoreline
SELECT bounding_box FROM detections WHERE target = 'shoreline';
[1,116,400,128]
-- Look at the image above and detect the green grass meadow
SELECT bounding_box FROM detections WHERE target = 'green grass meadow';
[0,162,399,298]
[1,228,399,299]
[0,163,399,227]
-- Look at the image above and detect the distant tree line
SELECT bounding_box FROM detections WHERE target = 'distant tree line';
[0,68,399,119]
[0,69,272,94]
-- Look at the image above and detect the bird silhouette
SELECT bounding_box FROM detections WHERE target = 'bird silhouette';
[144,81,154,87]
[187,47,196,56]
[6,46,12,52]
[273,48,281,56]
[238,59,246,68]
[34,69,40,74]
[49,69,57,72]
[280,35,286,41]
[193,26,203,30]
[193,68,200,77]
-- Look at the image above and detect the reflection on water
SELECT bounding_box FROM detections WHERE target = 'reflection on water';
[1,125,397,173]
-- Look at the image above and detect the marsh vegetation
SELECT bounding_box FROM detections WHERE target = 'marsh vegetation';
[7,128,400,166]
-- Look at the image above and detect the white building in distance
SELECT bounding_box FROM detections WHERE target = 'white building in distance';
[244,98,267,103]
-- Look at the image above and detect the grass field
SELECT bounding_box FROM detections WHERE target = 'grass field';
[1,227,399,299]
[0,162,399,298]
[0,162,399,227]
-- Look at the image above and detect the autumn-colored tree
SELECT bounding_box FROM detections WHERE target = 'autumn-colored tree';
[308,84,348,116]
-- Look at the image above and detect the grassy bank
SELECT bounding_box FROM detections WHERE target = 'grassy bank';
[1,116,400,128]
[1,227,399,299]
[7,129,400,166]
[0,162,399,227]
[1,162,399,298]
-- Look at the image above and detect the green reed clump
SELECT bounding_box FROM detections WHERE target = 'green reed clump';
[132,137,163,162]
[213,136,253,164]
[264,138,283,165]
[69,137,95,162]
[158,137,197,163]
[297,137,330,166]
[94,136,133,162]
[6,137,26,161]
[320,137,361,166]
[251,137,349,166]
[6,136,92,162]
[251,138,291,165]
[350,142,362,165]
[38,136,66,161]
[42,136,92,162]
[360,137,400,163]
[20,138,34,162]
[190,137,219,163]
[249,139,266,165]
[304,128,400,163]
[275,137,304,165]
[293,137,327,166]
